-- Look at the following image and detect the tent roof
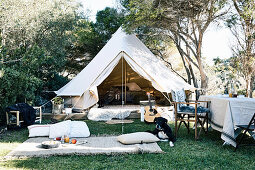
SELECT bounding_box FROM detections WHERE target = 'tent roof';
[56,27,194,96]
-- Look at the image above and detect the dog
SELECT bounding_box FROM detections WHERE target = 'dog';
[147,117,176,147]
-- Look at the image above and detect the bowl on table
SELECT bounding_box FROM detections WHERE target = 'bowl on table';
[41,140,60,149]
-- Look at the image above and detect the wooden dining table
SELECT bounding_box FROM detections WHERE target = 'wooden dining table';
[199,95,255,147]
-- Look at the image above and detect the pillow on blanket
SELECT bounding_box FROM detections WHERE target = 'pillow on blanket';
[49,120,71,139]
[69,121,90,138]
[28,124,51,137]
[117,132,160,144]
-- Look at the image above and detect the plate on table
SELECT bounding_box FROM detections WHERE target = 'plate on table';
[76,140,88,145]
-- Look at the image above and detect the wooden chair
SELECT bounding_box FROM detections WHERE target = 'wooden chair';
[172,89,210,140]
[235,113,255,151]
[6,106,42,127]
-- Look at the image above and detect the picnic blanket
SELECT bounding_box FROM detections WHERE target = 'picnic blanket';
[5,136,163,159]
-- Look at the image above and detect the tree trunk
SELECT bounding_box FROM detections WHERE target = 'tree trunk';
[188,62,200,99]
[185,42,198,88]
[249,76,254,98]
[176,44,192,84]
[197,54,208,88]
[246,75,251,97]
[1,28,5,63]
[180,54,192,84]
[196,32,208,91]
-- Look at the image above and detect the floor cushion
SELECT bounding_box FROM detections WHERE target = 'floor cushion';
[69,121,90,138]
[49,120,71,139]
[117,132,160,144]
[28,125,51,137]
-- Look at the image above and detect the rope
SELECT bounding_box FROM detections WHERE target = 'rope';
[167,92,172,105]
[161,92,171,103]
[33,97,56,113]
[40,98,55,108]
[72,95,82,109]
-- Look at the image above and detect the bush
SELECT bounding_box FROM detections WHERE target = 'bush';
[0,45,70,125]
[237,89,246,95]
[0,68,42,124]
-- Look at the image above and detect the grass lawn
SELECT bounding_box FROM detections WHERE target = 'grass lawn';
[0,119,254,170]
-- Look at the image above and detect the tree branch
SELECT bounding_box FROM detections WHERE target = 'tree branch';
[152,48,188,82]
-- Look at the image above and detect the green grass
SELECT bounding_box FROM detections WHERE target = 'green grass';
[0,119,254,170]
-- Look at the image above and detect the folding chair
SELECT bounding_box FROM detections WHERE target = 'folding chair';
[172,89,210,140]
[235,113,255,151]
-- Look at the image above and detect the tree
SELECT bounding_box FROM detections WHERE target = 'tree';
[226,0,255,97]
[213,57,245,93]
[0,0,79,51]
[0,0,81,75]
[66,7,124,75]
[120,0,228,92]
[0,0,80,123]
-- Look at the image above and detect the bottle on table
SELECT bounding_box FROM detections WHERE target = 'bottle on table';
[229,82,235,98]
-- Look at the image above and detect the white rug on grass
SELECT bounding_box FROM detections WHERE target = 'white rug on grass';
[5,136,163,159]
[88,108,132,121]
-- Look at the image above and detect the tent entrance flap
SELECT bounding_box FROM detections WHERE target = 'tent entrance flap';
[98,58,169,105]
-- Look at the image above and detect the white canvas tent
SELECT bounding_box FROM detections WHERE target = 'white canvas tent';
[56,27,195,109]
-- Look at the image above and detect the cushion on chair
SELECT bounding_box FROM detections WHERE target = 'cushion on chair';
[179,105,209,115]
[172,89,186,111]
[171,90,177,101]
[117,132,160,144]
[176,89,186,103]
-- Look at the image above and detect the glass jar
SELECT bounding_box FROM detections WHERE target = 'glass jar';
[229,83,235,98]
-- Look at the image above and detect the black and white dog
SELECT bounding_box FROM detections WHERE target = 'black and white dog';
[147,117,176,147]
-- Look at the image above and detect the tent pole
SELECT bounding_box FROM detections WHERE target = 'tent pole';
[125,60,127,104]
[121,55,124,106]
[121,53,124,134]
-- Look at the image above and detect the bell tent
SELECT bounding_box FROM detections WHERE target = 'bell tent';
[56,27,194,109]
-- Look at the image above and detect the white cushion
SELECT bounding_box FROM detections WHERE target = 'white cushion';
[49,120,71,139]
[69,121,90,138]
[171,90,177,102]
[172,89,186,111]
[28,124,50,137]
[117,132,160,144]
[176,88,186,102]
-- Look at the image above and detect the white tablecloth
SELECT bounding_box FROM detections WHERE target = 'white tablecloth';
[199,95,255,147]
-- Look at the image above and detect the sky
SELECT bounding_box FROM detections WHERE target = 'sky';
[203,25,233,64]
[81,0,117,21]
[81,0,233,65]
